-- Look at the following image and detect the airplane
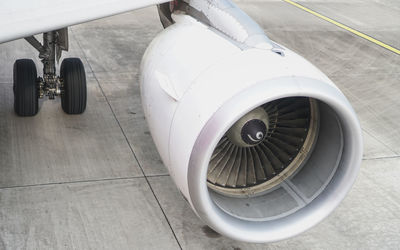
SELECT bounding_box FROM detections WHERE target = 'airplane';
[0,0,363,243]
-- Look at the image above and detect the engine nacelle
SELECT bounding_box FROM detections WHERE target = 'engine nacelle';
[140,13,362,242]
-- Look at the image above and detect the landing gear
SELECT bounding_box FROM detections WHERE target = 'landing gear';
[13,28,87,116]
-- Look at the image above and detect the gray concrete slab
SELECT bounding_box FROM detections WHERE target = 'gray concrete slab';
[149,160,400,249]
[237,1,400,77]
[332,73,400,155]
[237,0,400,159]
[68,9,168,176]
[148,175,269,250]
[0,178,180,250]
[361,130,397,159]
[295,0,400,48]
[93,71,168,176]
[70,10,162,74]
[0,76,143,187]
[0,0,400,249]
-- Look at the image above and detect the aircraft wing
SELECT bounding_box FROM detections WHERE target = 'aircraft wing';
[0,0,169,44]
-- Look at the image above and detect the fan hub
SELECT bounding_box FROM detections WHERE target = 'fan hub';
[241,119,267,145]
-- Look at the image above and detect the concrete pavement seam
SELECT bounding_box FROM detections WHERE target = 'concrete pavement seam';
[71,28,183,250]
[0,175,170,191]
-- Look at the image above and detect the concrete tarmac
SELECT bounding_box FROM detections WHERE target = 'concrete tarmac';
[0,0,399,249]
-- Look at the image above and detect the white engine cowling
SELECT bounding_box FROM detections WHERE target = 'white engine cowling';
[140,14,363,242]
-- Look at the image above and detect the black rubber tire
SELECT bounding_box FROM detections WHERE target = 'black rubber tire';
[60,58,87,114]
[13,59,39,116]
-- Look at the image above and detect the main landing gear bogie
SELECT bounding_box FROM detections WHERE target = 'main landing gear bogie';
[13,28,87,117]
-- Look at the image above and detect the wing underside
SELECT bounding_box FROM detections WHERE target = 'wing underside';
[0,0,169,44]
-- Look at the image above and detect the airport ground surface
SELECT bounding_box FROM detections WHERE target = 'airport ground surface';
[0,0,399,249]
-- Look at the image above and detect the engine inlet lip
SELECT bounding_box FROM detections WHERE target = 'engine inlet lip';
[187,77,363,243]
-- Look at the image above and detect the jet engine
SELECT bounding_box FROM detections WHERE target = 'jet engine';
[140,7,362,242]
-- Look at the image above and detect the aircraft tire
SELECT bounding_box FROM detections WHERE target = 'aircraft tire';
[13,59,39,116]
[60,58,87,114]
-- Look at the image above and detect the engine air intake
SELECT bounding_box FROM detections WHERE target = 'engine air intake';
[207,97,319,197]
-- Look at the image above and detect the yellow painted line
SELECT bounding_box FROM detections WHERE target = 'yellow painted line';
[282,0,400,55]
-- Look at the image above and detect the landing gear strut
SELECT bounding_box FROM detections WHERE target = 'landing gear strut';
[14,28,87,116]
